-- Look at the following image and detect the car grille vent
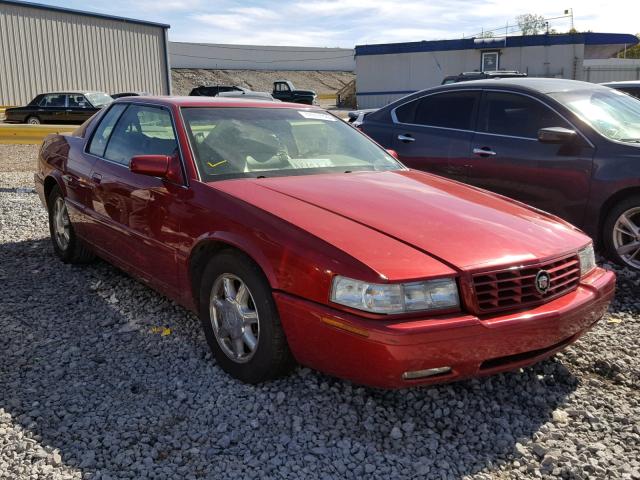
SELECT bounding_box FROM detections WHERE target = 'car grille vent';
[472,255,580,314]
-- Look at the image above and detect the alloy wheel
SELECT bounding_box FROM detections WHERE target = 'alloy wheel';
[209,273,260,363]
[52,197,71,251]
[613,206,640,269]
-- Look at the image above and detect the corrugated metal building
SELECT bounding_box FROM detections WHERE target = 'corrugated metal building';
[0,0,171,106]
[355,32,639,108]
[170,42,355,71]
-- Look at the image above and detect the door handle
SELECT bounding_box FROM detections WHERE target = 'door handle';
[397,134,415,143]
[91,173,102,184]
[473,147,497,156]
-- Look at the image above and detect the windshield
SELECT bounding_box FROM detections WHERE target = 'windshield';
[181,107,404,180]
[86,92,113,108]
[549,88,640,142]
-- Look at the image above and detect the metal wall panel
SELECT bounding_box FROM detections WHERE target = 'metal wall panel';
[583,59,640,83]
[355,44,587,108]
[0,3,169,105]
[169,42,355,71]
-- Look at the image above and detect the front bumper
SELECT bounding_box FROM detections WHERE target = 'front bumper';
[275,267,615,389]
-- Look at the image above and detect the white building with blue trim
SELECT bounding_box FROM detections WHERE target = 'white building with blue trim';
[355,32,639,108]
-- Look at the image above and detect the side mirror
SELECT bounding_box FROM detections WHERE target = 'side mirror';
[130,154,171,177]
[386,149,399,159]
[538,127,577,144]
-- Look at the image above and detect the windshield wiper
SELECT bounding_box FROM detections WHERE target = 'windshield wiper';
[619,138,640,143]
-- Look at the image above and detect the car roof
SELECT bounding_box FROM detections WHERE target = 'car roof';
[40,91,106,95]
[113,96,318,109]
[441,77,610,94]
[601,80,640,86]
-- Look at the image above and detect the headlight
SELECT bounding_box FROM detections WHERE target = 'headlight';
[578,243,596,277]
[330,276,459,314]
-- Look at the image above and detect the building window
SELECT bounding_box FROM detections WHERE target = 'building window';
[481,51,499,72]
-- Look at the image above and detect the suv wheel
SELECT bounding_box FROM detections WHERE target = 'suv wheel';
[603,195,640,270]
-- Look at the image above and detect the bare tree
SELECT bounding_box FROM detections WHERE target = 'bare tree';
[516,14,547,35]
[478,30,495,38]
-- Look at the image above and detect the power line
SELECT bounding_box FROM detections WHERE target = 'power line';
[465,13,572,39]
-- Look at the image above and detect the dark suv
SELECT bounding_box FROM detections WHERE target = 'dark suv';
[360,78,640,270]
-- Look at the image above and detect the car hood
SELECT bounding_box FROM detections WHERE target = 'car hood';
[212,170,589,272]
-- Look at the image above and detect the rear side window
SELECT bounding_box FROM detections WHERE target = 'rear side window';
[395,92,479,130]
[480,92,570,139]
[104,105,178,166]
[394,99,419,123]
[88,104,128,157]
[618,87,640,100]
[40,94,67,107]
[415,92,479,129]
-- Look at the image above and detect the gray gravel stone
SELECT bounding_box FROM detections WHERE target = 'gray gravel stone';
[1,144,639,479]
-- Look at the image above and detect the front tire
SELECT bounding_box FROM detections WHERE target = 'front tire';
[603,195,640,270]
[26,116,41,125]
[47,185,95,264]
[198,250,294,383]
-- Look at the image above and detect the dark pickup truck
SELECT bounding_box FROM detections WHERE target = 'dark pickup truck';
[272,80,316,105]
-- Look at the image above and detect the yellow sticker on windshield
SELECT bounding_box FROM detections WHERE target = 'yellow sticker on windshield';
[207,160,227,168]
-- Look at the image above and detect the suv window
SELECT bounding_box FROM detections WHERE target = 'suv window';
[395,91,479,130]
[40,94,67,108]
[480,92,570,139]
[88,104,128,157]
[104,105,178,166]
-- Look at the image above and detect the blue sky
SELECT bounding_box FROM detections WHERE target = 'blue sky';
[31,0,640,47]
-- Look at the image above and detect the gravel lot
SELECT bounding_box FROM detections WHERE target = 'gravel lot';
[0,144,638,480]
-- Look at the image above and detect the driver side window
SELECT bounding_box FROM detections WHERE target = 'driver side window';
[479,92,570,139]
[103,105,178,166]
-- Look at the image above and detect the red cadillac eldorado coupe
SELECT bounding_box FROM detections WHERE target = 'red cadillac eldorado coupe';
[35,97,616,388]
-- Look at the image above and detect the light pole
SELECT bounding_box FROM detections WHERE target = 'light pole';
[564,8,574,31]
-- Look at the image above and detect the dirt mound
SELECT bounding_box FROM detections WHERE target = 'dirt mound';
[171,69,355,97]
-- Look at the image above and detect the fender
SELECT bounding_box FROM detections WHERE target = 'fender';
[189,230,280,290]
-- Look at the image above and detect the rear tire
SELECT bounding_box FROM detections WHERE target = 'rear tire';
[198,250,295,383]
[602,195,640,270]
[26,116,41,125]
[47,185,95,264]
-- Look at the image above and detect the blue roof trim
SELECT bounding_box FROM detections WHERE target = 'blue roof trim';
[356,90,416,96]
[0,0,170,28]
[355,32,638,56]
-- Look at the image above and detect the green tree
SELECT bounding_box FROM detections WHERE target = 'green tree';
[617,34,640,59]
[516,13,547,35]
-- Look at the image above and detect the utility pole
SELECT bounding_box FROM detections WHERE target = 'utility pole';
[564,8,574,31]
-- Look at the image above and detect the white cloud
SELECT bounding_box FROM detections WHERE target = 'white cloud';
[53,0,640,46]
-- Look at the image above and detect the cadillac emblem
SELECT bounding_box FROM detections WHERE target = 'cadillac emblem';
[535,270,551,295]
